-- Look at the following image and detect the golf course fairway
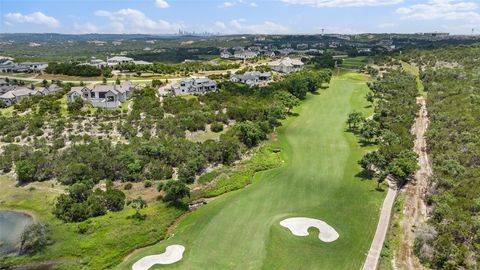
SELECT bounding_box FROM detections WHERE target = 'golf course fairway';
[117,72,386,270]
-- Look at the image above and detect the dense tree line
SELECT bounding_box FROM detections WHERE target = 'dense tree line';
[45,62,107,77]
[114,61,240,76]
[354,70,419,187]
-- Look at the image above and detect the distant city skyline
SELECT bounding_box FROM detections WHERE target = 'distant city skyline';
[0,0,479,35]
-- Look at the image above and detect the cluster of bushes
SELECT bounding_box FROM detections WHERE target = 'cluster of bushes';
[354,71,419,187]
[53,182,126,222]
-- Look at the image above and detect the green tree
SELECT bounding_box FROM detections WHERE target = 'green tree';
[16,160,37,184]
[163,181,190,203]
[19,223,49,255]
[236,121,266,148]
[347,111,364,130]
[130,197,147,220]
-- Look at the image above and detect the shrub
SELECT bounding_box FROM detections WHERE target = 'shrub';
[19,223,49,255]
[210,122,224,133]
[124,183,133,190]
[144,180,153,188]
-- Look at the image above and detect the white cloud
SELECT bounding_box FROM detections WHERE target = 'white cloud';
[282,0,403,8]
[221,1,235,7]
[396,0,480,22]
[94,8,181,33]
[378,22,395,28]
[215,21,227,29]
[219,0,258,8]
[215,19,291,34]
[4,12,60,28]
[73,22,99,34]
[155,0,170,8]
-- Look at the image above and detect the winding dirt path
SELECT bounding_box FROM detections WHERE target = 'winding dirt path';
[363,97,431,270]
[395,97,431,270]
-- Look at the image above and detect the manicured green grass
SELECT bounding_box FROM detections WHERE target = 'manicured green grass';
[0,176,183,270]
[117,73,386,270]
[401,61,425,96]
[339,56,369,70]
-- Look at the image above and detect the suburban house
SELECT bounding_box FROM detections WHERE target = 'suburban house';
[171,78,217,96]
[263,51,276,58]
[220,50,233,59]
[230,72,272,87]
[18,62,49,72]
[67,81,135,108]
[234,49,258,60]
[33,84,63,96]
[0,87,36,106]
[0,60,17,72]
[268,57,304,73]
[82,57,151,69]
[107,56,134,66]
[0,61,48,72]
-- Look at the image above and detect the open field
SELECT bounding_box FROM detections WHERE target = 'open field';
[117,73,386,270]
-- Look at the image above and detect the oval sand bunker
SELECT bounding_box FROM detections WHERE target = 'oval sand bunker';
[280,217,339,242]
[132,245,185,270]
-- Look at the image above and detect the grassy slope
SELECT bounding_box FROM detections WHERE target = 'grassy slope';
[117,73,385,270]
[401,61,425,96]
[0,176,183,270]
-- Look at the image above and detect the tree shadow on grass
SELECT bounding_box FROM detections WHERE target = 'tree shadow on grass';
[359,140,378,147]
[356,169,374,181]
[167,201,189,211]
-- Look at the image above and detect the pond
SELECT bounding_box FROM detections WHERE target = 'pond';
[0,211,33,255]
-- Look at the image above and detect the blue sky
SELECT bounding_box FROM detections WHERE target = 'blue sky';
[0,0,479,34]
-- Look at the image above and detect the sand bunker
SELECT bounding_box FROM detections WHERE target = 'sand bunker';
[132,245,185,270]
[280,217,339,242]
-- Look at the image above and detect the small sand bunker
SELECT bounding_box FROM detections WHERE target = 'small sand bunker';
[132,245,185,270]
[280,217,339,242]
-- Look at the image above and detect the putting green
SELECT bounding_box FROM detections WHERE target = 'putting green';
[117,73,385,270]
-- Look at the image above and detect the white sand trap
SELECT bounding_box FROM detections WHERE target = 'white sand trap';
[132,245,185,270]
[280,217,339,243]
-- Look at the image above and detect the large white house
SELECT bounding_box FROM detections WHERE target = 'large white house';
[234,49,258,60]
[268,57,304,73]
[67,81,135,108]
[230,72,272,87]
[171,78,217,96]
